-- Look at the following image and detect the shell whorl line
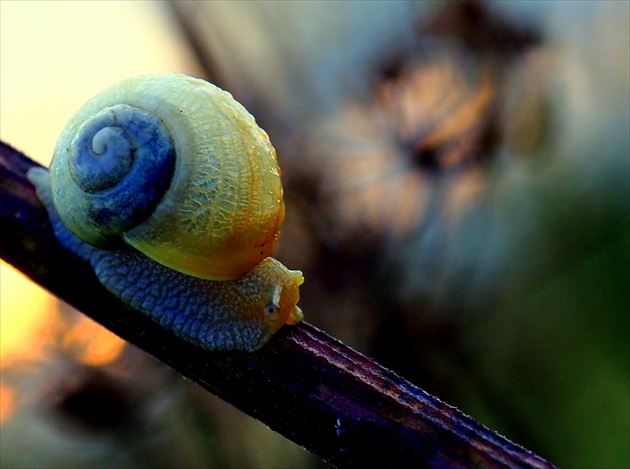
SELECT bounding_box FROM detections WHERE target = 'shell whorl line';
[65,104,176,242]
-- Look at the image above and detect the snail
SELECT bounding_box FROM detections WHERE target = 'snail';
[27,73,304,352]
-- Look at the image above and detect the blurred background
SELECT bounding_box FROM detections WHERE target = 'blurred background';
[1,1,628,468]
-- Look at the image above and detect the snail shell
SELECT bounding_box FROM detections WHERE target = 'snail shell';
[51,73,285,280]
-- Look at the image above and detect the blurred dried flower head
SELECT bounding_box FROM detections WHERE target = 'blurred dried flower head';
[311,45,496,245]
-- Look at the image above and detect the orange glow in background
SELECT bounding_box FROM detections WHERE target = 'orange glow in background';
[0,382,17,425]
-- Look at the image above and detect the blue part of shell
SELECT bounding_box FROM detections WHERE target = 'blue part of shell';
[68,104,176,233]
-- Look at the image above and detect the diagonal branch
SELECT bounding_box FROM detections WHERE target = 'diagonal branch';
[0,141,556,468]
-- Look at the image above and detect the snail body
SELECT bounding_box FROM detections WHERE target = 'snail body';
[28,73,303,351]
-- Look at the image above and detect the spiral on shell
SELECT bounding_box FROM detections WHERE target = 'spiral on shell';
[51,73,286,280]
[60,104,176,244]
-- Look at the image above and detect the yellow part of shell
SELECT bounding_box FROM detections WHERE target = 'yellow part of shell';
[52,73,286,280]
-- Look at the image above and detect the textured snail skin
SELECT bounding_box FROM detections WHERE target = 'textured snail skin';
[28,167,304,351]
